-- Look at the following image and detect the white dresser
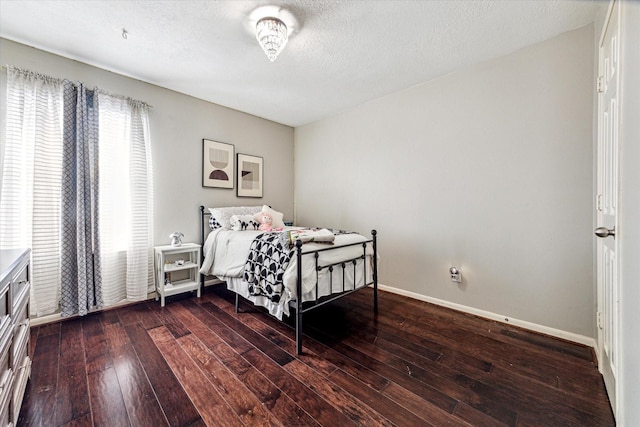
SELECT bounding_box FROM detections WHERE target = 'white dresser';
[0,249,31,426]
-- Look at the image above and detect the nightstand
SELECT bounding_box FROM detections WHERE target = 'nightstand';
[154,243,201,307]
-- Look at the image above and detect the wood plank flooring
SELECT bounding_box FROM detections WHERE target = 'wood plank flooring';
[18,286,615,426]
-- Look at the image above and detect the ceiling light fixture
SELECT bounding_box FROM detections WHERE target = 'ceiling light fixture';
[255,17,288,62]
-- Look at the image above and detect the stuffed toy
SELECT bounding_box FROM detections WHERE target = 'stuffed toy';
[169,231,184,247]
[257,212,283,232]
[253,205,286,231]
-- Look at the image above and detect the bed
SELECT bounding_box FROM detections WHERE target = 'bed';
[198,205,378,354]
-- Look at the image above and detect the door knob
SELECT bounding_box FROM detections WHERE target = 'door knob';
[595,226,615,238]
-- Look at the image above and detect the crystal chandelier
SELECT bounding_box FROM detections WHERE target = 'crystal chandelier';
[256,17,288,62]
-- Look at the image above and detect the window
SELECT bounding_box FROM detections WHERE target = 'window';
[0,67,154,317]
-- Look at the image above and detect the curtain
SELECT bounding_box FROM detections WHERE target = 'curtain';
[60,81,103,316]
[1,66,154,317]
[98,93,154,304]
[0,67,63,317]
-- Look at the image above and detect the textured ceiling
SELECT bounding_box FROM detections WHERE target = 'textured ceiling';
[0,0,602,127]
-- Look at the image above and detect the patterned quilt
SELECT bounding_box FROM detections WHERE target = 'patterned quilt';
[243,232,292,303]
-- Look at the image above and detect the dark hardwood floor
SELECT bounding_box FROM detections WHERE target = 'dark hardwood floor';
[18,286,615,426]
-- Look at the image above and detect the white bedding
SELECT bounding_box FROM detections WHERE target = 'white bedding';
[200,227,374,319]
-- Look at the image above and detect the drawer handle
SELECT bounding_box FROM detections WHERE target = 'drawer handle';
[14,320,28,332]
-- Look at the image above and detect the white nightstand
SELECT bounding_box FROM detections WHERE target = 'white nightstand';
[154,243,201,307]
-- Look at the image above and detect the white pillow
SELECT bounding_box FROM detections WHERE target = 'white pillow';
[209,206,262,230]
[252,205,285,229]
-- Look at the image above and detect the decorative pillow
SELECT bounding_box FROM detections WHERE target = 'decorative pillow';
[209,215,222,230]
[230,215,260,231]
[209,206,262,230]
[252,205,285,230]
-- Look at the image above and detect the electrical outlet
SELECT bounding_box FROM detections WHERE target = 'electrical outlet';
[450,267,462,283]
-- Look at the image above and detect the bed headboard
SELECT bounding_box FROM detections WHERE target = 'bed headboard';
[199,205,211,249]
[199,205,211,289]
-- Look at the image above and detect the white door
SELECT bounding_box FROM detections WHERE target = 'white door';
[596,0,620,418]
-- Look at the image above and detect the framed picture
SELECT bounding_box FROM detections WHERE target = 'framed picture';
[203,139,234,188]
[236,153,263,198]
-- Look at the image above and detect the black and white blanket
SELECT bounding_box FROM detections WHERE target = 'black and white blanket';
[243,232,292,303]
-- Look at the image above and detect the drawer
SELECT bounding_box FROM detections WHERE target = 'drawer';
[11,288,29,322]
[0,378,10,427]
[12,323,28,373]
[11,327,27,377]
[0,332,13,410]
[11,295,29,365]
[0,283,9,339]
[10,273,29,319]
[12,355,30,425]
[10,259,29,312]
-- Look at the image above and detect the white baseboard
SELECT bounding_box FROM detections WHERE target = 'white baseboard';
[31,281,596,351]
[30,312,63,327]
[30,281,223,327]
[204,277,224,286]
[30,291,159,326]
[377,283,597,349]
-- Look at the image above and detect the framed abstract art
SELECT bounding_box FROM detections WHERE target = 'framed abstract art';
[202,139,234,189]
[236,153,263,198]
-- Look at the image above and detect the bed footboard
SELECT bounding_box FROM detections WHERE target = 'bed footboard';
[294,229,378,355]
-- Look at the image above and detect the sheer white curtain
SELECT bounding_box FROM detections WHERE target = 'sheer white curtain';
[98,93,154,304]
[1,67,154,316]
[0,68,63,316]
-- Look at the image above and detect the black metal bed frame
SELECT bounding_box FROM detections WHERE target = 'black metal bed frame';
[199,205,378,355]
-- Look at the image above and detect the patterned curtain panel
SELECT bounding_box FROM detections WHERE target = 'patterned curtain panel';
[0,67,63,317]
[60,81,103,317]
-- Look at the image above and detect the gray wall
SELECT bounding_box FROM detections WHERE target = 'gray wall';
[0,38,295,247]
[294,25,595,338]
